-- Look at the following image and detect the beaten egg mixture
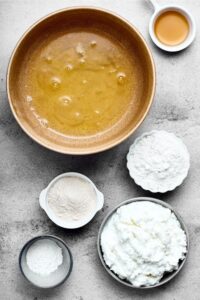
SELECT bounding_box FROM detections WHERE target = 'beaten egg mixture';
[22,31,136,136]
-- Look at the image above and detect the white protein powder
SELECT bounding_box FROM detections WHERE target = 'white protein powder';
[101,201,187,287]
[127,130,190,192]
[26,239,63,276]
[47,177,97,222]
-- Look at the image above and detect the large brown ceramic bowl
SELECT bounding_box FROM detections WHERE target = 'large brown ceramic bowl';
[7,7,155,155]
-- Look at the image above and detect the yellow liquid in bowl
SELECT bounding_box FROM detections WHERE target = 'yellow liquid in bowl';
[23,31,136,136]
[155,11,189,46]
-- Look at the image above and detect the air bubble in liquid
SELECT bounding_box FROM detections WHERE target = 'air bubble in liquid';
[50,77,61,89]
[90,40,97,47]
[26,95,33,102]
[65,63,73,71]
[117,72,126,85]
[59,95,72,105]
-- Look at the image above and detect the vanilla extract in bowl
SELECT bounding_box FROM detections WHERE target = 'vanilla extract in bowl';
[154,10,189,46]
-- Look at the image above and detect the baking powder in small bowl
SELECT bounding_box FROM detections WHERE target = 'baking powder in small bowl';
[26,239,63,276]
[19,235,73,288]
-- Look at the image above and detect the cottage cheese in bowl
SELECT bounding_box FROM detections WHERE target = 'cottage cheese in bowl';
[100,200,187,287]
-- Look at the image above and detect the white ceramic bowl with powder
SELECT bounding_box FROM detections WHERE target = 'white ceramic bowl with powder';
[39,172,104,229]
[127,130,190,193]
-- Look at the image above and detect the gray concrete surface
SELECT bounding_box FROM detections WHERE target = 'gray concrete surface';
[0,0,200,299]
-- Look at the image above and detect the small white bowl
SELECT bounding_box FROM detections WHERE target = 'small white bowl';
[127,130,190,193]
[149,1,196,52]
[39,172,104,229]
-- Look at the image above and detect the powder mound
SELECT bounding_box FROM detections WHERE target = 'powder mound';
[26,239,63,276]
[101,201,187,287]
[127,130,190,192]
[47,176,97,222]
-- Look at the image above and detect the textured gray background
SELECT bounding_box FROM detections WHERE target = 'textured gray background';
[0,0,200,299]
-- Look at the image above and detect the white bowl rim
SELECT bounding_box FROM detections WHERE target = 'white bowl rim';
[126,130,190,193]
[149,4,196,52]
[39,172,104,229]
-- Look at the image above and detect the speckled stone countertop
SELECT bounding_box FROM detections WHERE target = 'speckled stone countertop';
[0,0,200,299]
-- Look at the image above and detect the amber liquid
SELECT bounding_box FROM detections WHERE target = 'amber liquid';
[21,31,136,137]
[155,11,189,46]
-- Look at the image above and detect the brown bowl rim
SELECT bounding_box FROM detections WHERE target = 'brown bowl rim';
[7,6,156,155]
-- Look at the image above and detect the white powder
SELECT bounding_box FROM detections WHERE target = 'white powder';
[47,177,97,222]
[127,130,190,192]
[101,201,187,287]
[26,239,63,276]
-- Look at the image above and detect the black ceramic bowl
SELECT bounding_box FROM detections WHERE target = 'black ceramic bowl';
[19,235,73,288]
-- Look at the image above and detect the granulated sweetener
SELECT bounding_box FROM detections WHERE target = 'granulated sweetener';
[26,239,63,276]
